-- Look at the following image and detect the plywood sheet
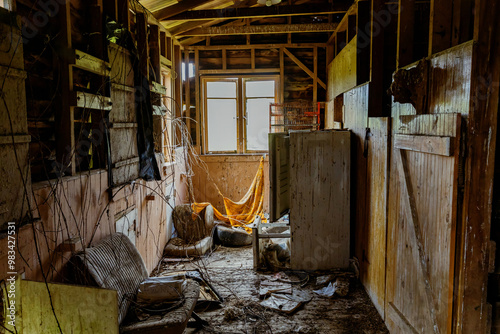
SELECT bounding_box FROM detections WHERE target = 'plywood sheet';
[15,280,118,334]
[290,130,351,270]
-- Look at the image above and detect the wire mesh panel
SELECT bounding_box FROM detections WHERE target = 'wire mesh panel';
[269,102,320,133]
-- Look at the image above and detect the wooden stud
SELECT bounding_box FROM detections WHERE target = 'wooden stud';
[313,46,318,103]
[54,0,75,175]
[397,0,415,68]
[429,0,453,55]
[184,50,191,135]
[136,13,149,79]
[347,14,356,42]
[117,0,130,30]
[356,0,370,85]
[280,47,285,103]
[336,30,347,54]
[103,0,118,23]
[222,49,227,70]
[166,36,172,61]
[149,25,161,83]
[174,45,183,145]
[195,49,201,153]
[251,48,255,70]
[160,31,166,57]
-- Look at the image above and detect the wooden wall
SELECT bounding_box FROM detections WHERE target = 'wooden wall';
[0,0,184,284]
[191,155,269,215]
[328,31,476,332]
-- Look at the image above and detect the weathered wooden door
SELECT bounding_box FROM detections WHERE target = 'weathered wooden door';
[386,114,461,334]
[290,130,351,270]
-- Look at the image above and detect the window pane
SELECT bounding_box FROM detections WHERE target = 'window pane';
[245,80,275,98]
[207,81,237,98]
[246,98,273,151]
[207,99,237,152]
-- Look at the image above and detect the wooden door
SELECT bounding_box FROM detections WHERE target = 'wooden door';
[290,130,351,270]
[361,117,390,319]
[386,114,461,334]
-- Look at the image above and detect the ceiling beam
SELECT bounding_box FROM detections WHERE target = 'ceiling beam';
[162,4,348,21]
[152,0,212,21]
[179,22,338,36]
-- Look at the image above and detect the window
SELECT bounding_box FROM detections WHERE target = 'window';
[203,76,278,154]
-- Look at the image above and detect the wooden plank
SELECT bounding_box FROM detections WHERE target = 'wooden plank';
[283,48,326,89]
[162,4,348,21]
[75,92,112,111]
[74,49,110,76]
[150,81,167,95]
[113,157,140,169]
[153,0,212,20]
[361,117,390,319]
[394,134,453,156]
[290,131,351,270]
[397,149,440,334]
[187,43,327,51]
[429,0,452,55]
[328,38,357,98]
[199,68,280,75]
[398,113,459,137]
[457,0,500,331]
[397,0,415,68]
[179,23,339,36]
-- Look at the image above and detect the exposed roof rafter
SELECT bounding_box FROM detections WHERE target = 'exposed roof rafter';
[153,0,212,21]
[162,3,348,21]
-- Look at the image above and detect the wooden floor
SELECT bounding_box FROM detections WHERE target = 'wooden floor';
[155,246,388,334]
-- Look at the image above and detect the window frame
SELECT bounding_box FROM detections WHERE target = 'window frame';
[202,75,279,155]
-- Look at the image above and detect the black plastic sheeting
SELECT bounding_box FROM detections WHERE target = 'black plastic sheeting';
[106,19,161,181]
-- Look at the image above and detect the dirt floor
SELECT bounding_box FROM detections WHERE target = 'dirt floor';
[154,245,389,334]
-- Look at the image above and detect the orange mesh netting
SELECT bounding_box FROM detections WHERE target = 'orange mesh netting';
[192,157,266,233]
